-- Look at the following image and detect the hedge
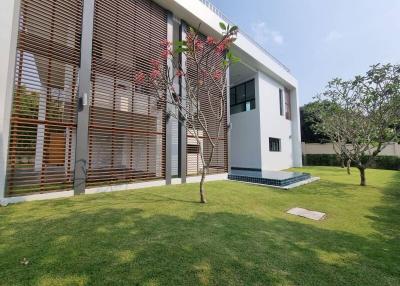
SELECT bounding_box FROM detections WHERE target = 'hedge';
[303,154,400,171]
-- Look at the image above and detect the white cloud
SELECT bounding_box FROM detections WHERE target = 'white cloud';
[324,30,343,43]
[251,21,284,46]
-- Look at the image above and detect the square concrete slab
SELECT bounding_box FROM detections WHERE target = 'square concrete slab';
[287,207,326,221]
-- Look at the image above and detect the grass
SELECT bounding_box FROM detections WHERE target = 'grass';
[0,166,399,285]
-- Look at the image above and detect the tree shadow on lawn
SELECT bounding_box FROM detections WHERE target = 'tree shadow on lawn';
[366,171,400,277]
[1,206,399,285]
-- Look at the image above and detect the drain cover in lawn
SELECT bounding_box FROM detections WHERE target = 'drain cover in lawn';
[287,207,326,221]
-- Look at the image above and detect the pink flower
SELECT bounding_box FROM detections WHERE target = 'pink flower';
[206,36,216,45]
[214,37,234,55]
[160,39,172,48]
[150,69,161,80]
[161,49,169,59]
[215,43,225,54]
[213,69,223,80]
[150,59,161,70]
[223,37,233,48]
[134,71,145,85]
[194,39,204,51]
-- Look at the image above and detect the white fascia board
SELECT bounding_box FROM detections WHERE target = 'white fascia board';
[153,0,298,88]
[234,34,298,88]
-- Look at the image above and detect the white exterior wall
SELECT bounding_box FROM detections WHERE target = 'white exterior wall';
[230,103,261,170]
[230,70,302,171]
[0,0,20,199]
[258,72,294,170]
[230,72,261,170]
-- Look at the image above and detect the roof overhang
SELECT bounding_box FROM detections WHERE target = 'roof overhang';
[153,0,298,89]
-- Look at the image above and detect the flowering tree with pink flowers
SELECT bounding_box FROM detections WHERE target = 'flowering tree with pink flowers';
[135,22,239,203]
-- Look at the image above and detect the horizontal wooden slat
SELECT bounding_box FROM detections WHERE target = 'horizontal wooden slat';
[6,0,82,195]
[86,0,167,186]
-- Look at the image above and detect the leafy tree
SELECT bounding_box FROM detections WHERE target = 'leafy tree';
[302,101,351,173]
[311,64,400,186]
[300,102,329,143]
[135,23,239,203]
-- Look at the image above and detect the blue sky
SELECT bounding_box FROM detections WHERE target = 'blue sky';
[211,0,400,105]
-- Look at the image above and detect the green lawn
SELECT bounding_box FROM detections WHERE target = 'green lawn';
[0,167,399,286]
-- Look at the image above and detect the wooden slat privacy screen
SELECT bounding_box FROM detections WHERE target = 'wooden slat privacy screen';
[6,0,83,195]
[5,0,227,196]
[86,0,167,186]
[185,28,228,176]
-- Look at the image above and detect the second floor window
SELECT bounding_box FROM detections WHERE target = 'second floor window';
[285,88,291,120]
[279,89,284,116]
[230,79,255,115]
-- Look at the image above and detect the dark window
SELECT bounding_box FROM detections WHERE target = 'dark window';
[230,79,255,114]
[269,137,281,152]
[285,88,291,120]
[230,87,236,105]
[187,144,200,154]
[236,84,246,103]
[279,89,283,116]
[246,80,255,100]
[231,103,245,114]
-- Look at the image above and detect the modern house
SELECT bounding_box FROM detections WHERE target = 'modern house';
[0,0,302,203]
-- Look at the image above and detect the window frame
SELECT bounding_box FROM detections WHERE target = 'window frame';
[187,144,200,154]
[284,88,291,120]
[279,88,284,116]
[269,137,281,152]
[230,79,256,114]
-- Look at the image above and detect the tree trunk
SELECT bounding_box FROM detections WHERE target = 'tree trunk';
[346,159,351,175]
[357,166,366,186]
[199,168,207,203]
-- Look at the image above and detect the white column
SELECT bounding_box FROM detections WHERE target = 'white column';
[165,11,174,184]
[170,15,181,177]
[291,87,303,167]
[0,0,21,199]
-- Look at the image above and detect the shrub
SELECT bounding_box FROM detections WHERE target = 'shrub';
[368,156,400,170]
[303,154,400,171]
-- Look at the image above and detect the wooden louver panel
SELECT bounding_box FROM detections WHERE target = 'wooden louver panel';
[86,0,167,186]
[185,29,228,176]
[6,0,83,195]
